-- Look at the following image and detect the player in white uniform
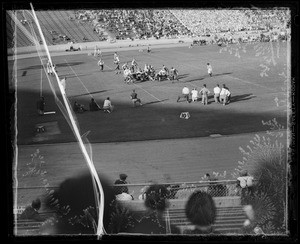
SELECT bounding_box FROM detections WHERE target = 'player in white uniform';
[207,63,213,77]
[191,88,199,102]
[98,59,104,71]
[114,56,121,74]
[114,52,119,61]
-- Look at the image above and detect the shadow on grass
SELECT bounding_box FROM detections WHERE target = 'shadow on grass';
[143,99,169,106]
[15,85,287,145]
[230,94,256,103]
[69,90,111,99]
[65,73,93,79]
[212,72,232,77]
[183,72,233,83]
[177,74,189,79]
[184,77,205,83]
[20,62,85,70]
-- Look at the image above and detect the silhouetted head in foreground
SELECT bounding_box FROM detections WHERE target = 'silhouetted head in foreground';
[144,184,170,212]
[185,191,216,227]
[31,198,42,210]
[42,170,115,235]
[125,184,180,234]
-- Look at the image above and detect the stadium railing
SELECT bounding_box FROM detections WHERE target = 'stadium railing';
[14,180,247,234]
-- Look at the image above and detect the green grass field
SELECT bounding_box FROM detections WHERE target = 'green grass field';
[13,42,288,145]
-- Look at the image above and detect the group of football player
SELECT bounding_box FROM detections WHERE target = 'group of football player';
[97,51,180,84]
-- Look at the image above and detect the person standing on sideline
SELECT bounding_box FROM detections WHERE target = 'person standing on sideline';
[37,96,45,115]
[213,84,221,103]
[103,97,114,113]
[191,88,199,102]
[199,84,210,105]
[220,84,231,106]
[177,86,190,103]
[98,58,104,71]
[223,84,231,104]
[207,63,213,77]
[130,89,142,107]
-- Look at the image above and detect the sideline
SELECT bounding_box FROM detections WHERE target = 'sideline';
[8,38,193,60]
[17,128,288,148]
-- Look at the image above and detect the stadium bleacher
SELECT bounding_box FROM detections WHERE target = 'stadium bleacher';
[15,180,247,235]
[7,9,289,47]
[15,198,246,235]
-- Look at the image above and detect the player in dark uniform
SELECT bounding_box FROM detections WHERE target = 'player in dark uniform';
[169,67,179,82]
[114,57,121,74]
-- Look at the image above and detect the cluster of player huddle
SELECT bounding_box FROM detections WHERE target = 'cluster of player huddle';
[177,84,231,106]
[97,52,180,84]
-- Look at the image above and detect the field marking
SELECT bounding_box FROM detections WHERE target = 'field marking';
[147,50,284,92]
[170,48,260,72]
[113,52,166,104]
[88,52,164,103]
[132,83,164,104]
[64,59,94,99]
[225,75,277,92]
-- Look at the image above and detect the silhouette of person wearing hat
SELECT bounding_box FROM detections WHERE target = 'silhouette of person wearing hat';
[114,173,129,195]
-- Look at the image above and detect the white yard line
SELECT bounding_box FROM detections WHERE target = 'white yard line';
[132,83,164,104]
[145,51,283,92]
[225,75,277,92]
[116,52,165,104]
[64,59,93,99]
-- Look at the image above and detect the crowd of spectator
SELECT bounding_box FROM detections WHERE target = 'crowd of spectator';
[18,170,258,235]
[71,9,290,45]
[171,9,289,36]
[73,9,191,41]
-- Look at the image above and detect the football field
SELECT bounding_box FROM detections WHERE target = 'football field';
[13,42,288,144]
[12,41,289,204]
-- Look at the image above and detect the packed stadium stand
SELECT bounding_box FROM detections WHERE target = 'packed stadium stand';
[6,9,290,47]
[74,9,191,40]
[171,9,289,36]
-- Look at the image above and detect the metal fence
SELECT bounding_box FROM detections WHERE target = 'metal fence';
[15,179,244,204]
[113,180,242,200]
